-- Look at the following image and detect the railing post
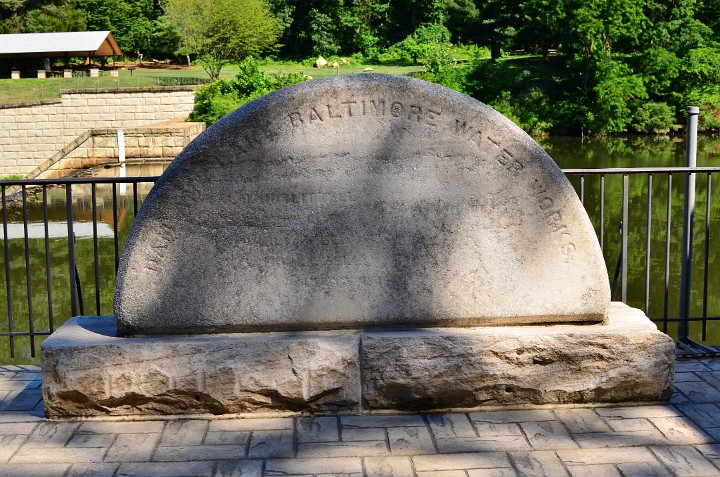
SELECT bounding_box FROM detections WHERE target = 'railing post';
[66,185,78,317]
[621,174,629,302]
[679,106,699,341]
[117,128,125,164]
[118,129,127,196]
[2,186,14,358]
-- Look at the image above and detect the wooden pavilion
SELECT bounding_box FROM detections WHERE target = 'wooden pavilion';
[0,31,122,73]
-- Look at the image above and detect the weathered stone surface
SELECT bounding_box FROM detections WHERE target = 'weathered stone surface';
[41,316,361,418]
[361,302,675,411]
[115,74,609,336]
[42,303,673,417]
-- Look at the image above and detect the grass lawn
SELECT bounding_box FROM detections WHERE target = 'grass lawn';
[259,62,424,78]
[0,62,425,105]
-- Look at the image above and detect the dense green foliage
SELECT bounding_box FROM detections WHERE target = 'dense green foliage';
[4,0,720,135]
[166,0,282,79]
[189,57,306,124]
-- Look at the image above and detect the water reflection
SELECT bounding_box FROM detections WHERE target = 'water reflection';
[4,222,114,239]
[540,134,720,168]
[83,162,170,178]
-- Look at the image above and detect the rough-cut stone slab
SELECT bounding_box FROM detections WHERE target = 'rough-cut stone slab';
[41,316,361,418]
[42,303,673,418]
[361,303,675,411]
[114,74,609,336]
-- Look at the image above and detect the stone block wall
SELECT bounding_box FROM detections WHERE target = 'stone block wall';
[0,87,197,176]
[28,122,206,179]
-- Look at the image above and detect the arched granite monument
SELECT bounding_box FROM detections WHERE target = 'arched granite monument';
[41,75,674,417]
[115,74,608,335]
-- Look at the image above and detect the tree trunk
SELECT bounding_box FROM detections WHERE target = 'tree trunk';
[491,39,501,60]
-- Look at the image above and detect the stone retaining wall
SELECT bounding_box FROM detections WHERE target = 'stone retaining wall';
[29,122,206,179]
[0,87,196,176]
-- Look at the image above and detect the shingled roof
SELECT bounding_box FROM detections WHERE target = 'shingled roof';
[0,31,122,58]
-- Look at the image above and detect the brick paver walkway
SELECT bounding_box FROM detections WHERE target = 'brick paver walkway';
[2,359,720,476]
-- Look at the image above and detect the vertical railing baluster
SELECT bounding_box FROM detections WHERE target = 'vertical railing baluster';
[600,175,605,252]
[112,183,119,272]
[645,174,653,316]
[580,176,585,205]
[66,184,78,317]
[621,174,629,303]
[663,174,673,333]
[679,107,699,343]
[92,183,101,315]
[703,173,712,340]
[43,185,54,332]
[133,182,139,216]
[2,185,14,358]
[21,186,35,356]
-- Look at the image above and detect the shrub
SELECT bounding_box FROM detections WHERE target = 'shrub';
[589,60,648,134]
[486,89,554,136]
[512,87,554,136]
[424,43,455,75]
[691,88,720,131]
[190,79,242,124]
[632,102,675,134]
[190,58,306,125]
[462,58,526,103]
[235,57,270,97]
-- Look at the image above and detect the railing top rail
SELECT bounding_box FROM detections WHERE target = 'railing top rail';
[0,176,160,187]
[563,166,720,175]
[3,167,720,187]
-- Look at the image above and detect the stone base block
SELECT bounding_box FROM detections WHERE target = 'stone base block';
[41,303,674,418]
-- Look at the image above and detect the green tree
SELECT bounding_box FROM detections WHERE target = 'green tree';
[166,0,282,79]
[588,59,648,134]
[22,2,86,32]
[387,0,445,42]
[637,0,718,124]
[267,0,340,58]
[0,0,29,33]
[476,0,519,59]
[562,0,645,87]
[699,0,720,43]
[1,0,86,33]
[267,0,390,59]
[643,0,712,55]
[336,0,390,58]
[394,23,450,63]
[306,7,341,56]
[518,0,565,59]
[77,0,166,57]
[444,0,480,44]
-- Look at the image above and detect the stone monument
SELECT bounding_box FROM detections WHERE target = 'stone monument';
[41,75,675,418]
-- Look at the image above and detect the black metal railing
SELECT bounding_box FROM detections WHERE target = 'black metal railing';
[1,167,719,363]
[0,177,158,363]
[564,167,720,357]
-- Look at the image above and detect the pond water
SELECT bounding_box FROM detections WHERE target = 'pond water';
[541,135,696,168]
[545,135,720,344]
[3,135,720,364]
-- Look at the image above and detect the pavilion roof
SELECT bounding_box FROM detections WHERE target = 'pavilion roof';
[0,31,122,59]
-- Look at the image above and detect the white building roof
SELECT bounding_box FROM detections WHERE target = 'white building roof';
[0,31,122,58]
